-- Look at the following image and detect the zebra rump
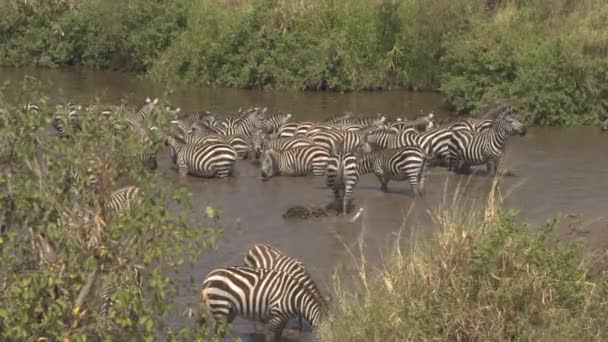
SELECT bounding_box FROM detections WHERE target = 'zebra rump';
[326,152,358,214]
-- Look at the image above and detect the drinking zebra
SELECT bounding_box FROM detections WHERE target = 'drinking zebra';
[357,147,430,197]
[326,152,359,214]
[219,107,265,136]
[260,145,331,181]
[166,136,237,178]
[126,97,159,129]
[243,243,326,330]
[450,105,526,174]
[201,266,327,341]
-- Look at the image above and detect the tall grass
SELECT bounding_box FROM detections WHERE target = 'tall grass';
[317,175,608,341]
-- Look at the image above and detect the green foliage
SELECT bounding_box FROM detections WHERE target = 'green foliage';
[316,205,608,341]
[1,0,607,126]
[0,79,221,340]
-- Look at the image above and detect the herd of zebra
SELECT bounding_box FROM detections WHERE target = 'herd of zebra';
[161,99,527,213]
[15,96,607,341]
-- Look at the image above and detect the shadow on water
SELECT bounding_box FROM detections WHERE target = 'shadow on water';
[2,67,608,341]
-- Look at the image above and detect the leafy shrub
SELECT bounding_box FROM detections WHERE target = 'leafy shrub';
[0,79,222,340]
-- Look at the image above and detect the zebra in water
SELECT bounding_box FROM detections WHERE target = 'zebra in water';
[104,185,140,215]
[166,136,237,178]
[260,145,331,181]
[219,107,264,136]
[450,105,526,174]
[243,243,326,330]
[357,147,430,197]
[326,152,358,214]
[125,97,159,129]
[52,102,82,138]
[201,266,327,341]
[276,121,315,138]
[307,129,372,154]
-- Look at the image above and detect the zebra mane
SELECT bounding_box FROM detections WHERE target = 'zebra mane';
[475,99,518,120]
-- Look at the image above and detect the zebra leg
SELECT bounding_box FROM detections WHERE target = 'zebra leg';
[265,316,288,342]
[486,160,495,175]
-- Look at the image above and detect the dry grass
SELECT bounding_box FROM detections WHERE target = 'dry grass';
[317,173,608,341]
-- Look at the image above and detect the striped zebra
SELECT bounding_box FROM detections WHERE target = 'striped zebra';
[308,129,372,154]
[23,102,40,113]
[52,102,82,138]
[185,128,254,160]
[201,266,327,341]
[243,243,326,330]
[601,114,607,132]
[92,264,143,320]
[327,114,386,127]
[260,145,330,181]
[256,135,314,156]
[167,136,237,178]
[104,185,140,215]
[276,121,314,138]
[326,152,358,214]
[126,97,159,128]
[358,147,429,196]
[324,112,353,123]
[170,111,216,140]
[219,107,264,136]
[261,112,292,133]
[450,106,526,174]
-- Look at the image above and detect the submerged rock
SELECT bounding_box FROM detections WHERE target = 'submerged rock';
[283,205,329,219]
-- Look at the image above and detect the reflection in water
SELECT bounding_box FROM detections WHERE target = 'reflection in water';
[2,67,608,341]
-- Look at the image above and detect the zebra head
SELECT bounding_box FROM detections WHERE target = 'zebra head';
[497,106,526,136]
[260,149,278,181]
[164,105,181,118]
[601,114,608,132]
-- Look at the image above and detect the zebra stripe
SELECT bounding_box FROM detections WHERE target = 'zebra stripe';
[126,97,159,128]
[52,103,82,138]
[450,107,526,174]
[260,136,314,152]
[93,265,143,319]
[243,243,325,330]
[23,102,40,113]
[261,113,292,133]
[260,145,330,180]
[359,147,430,196]
[326,153,359,214]
[105,186,140,214]
[201,266,327,341]
[167,137,237,178]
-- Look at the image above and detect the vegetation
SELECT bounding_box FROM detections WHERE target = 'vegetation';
[1,0,607,126]
[316,179,608,341]
[0,79,229,340]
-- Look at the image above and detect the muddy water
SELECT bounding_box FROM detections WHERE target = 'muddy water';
[2,67,608,341]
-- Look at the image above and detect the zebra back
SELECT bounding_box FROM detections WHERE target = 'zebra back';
[244,244,325,303]
[260,145,330,179]
[105,185,140,215]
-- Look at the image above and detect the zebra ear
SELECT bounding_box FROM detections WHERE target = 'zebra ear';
[146,97,151,103]
[152,98,159,105]
[286,113,292,120]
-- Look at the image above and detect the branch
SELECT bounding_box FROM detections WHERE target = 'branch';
[73,268,98,316]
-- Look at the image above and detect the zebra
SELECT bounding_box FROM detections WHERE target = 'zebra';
[256,135,314,156]
[326,152,358,214]
[326,114,386,127]
[243,243,326,330]
[135,126,159,170]
[357,147,430,197]
[104,185,140,215]
[260,145,330,181]
[201,266,327,342]
[219,107,264,136]
[170,111,216,140]
[324,112,353,123]
[126,97,159,129]
[166,136,237,178]
[52,102,82,138]
[450,106,526,174]
[92,264,143,320]
[308,129,372,154]
[276,121,314,138]
[23,102,40,113]
[261,112,292,133]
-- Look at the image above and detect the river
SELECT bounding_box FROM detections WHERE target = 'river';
[2,67,607,341]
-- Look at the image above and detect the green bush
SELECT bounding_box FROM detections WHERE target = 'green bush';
[0,79,223,340]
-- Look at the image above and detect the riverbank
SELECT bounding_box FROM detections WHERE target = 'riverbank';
[1,0,607,126]
[316,180,608,341]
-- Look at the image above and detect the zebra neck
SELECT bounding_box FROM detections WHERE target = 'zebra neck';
[356,153,376,174]
[491,124,509,148]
